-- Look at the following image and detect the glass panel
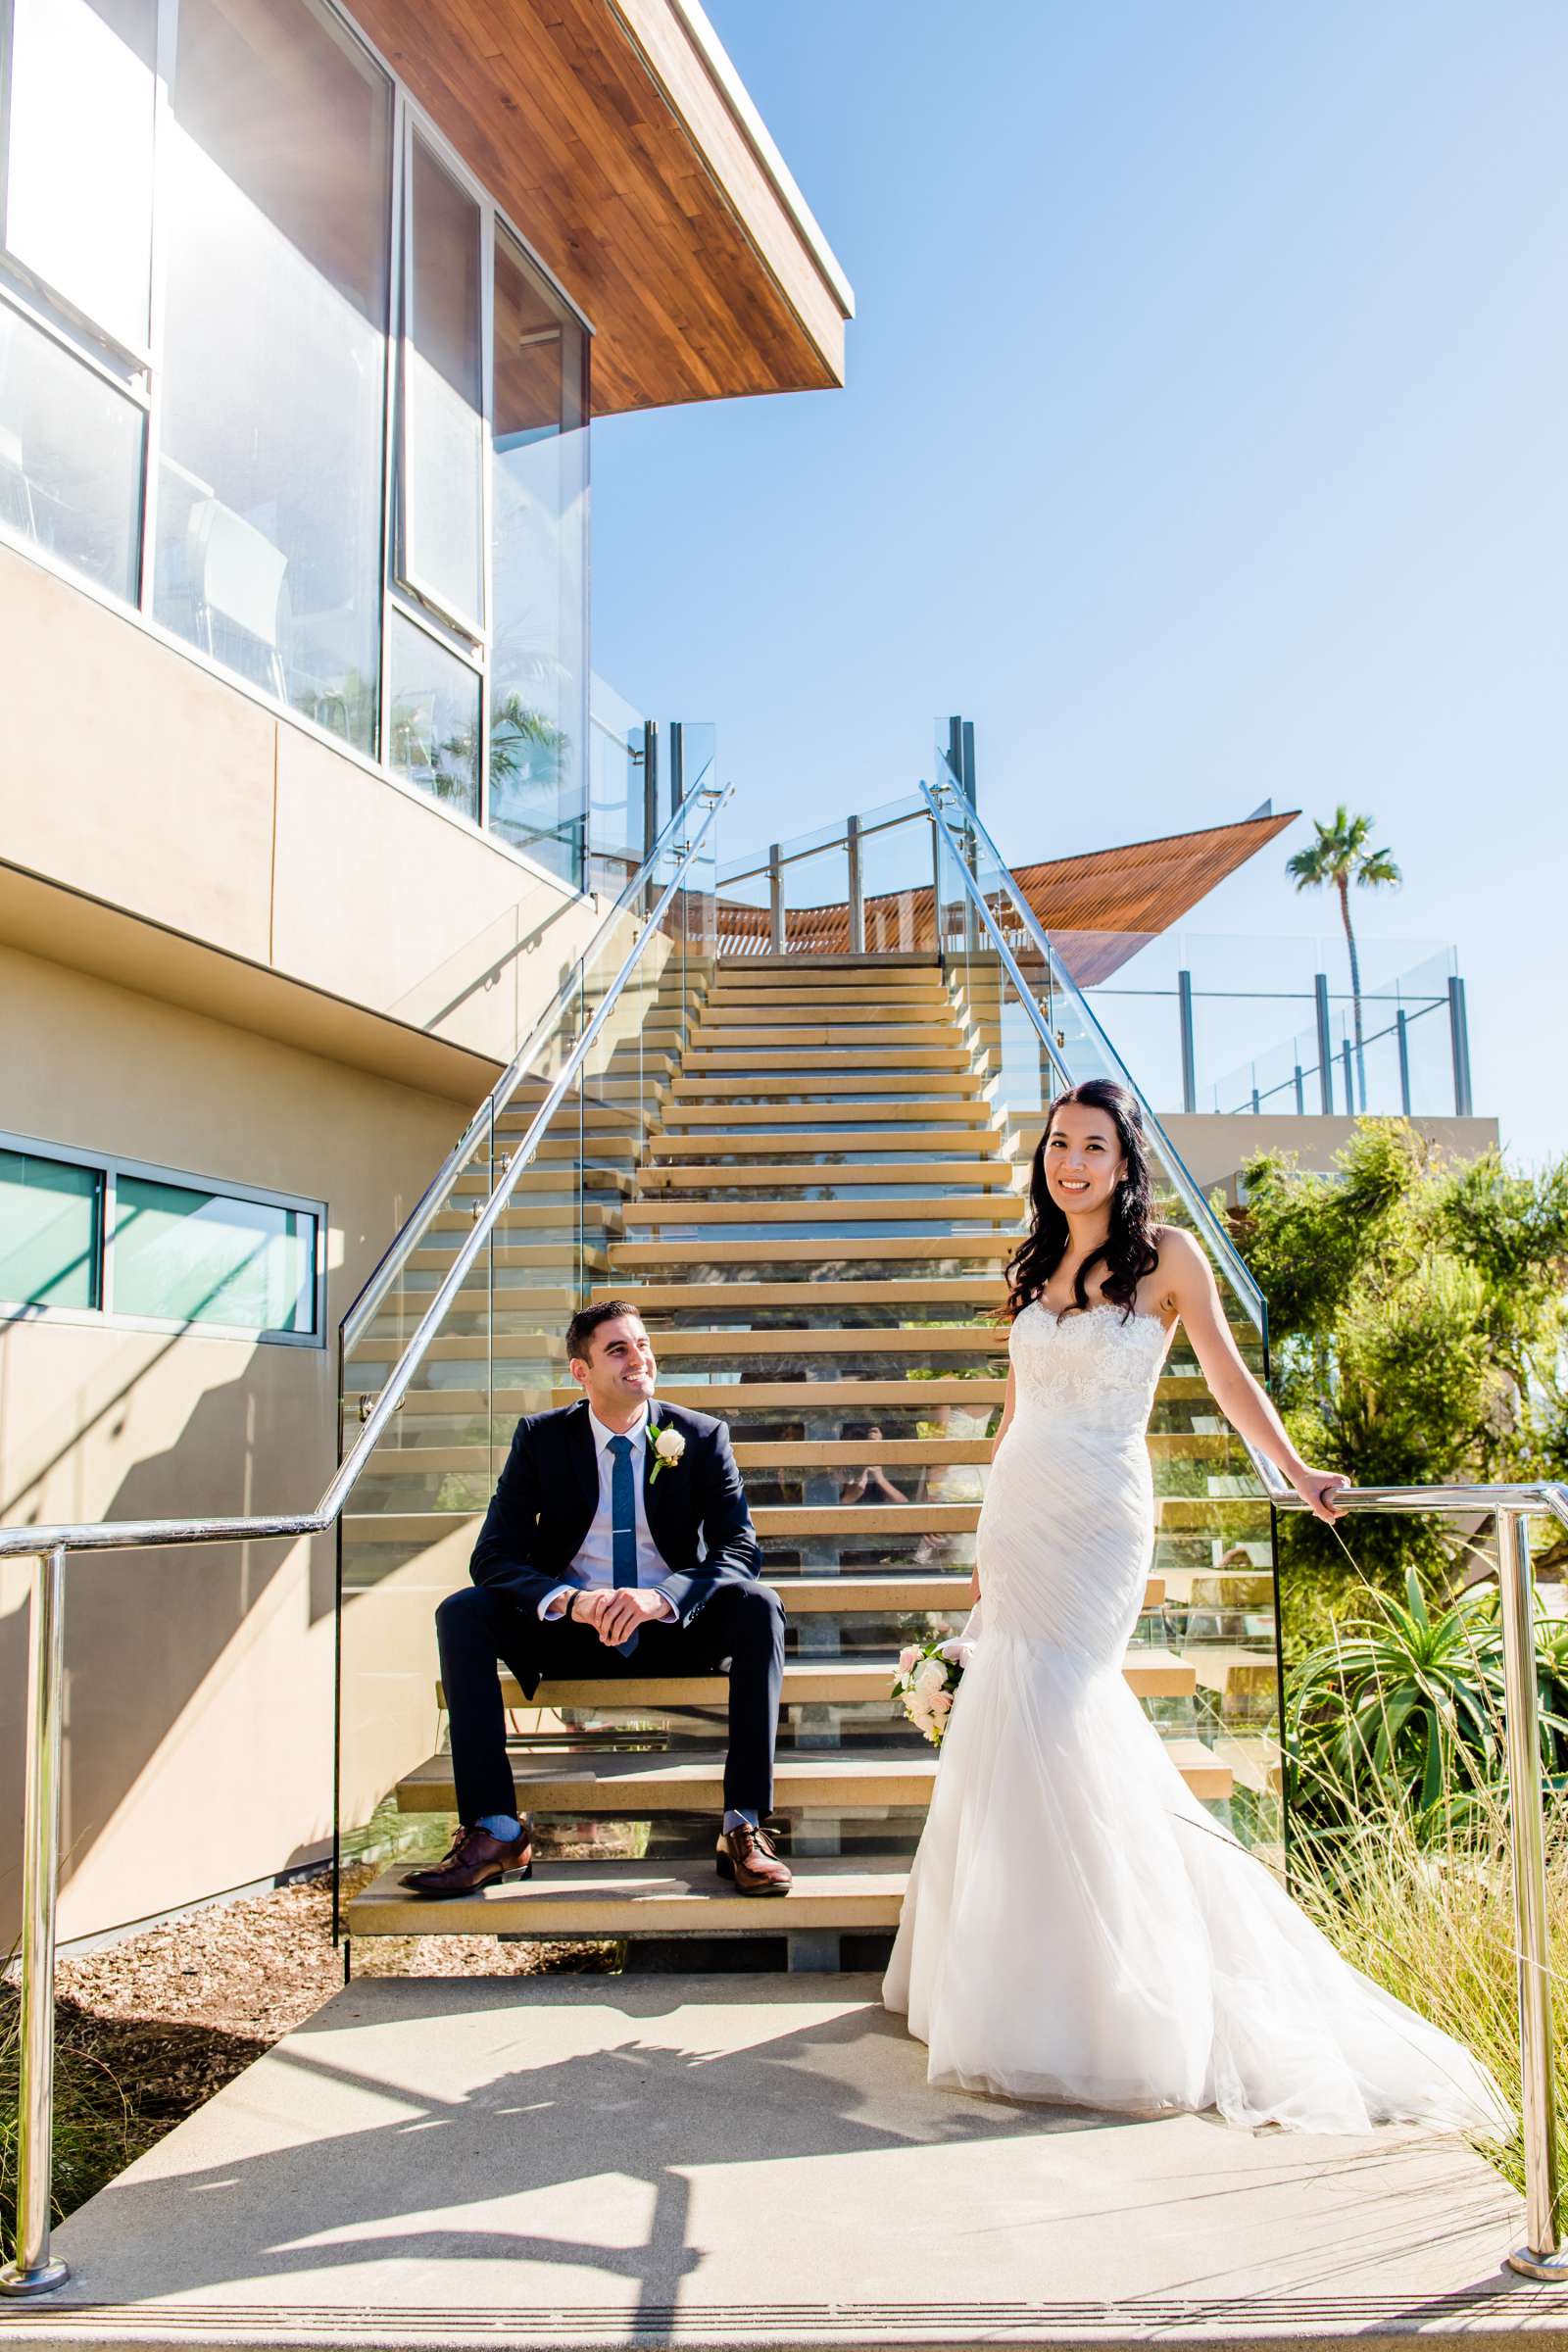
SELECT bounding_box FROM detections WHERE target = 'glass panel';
[487,228,588,887]
[0,300,144,597]
[335,805,722,1926]
[0,1148,102,1308]
[388,608,480,821]
[113,1175,315,1333]
[927,764,1281,1854]
[401,133,482,632]
[3,0,157,352]
[154,0,391,751]
[587,673,647,893]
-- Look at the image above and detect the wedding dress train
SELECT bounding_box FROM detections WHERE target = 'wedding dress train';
[882,1299,1509,2135]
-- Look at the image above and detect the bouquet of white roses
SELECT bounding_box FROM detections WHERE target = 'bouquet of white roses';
[893,1638,962,1747]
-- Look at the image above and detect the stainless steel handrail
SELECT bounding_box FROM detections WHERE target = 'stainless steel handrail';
[923,773,1568,2275]
[920,776,1268,1330]
[1267,1476,1568,2281]
[0,784,730,2297]
[342,785,715,1355]
[717,800,926,888]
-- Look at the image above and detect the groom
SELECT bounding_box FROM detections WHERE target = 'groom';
[405,1299,792,1899]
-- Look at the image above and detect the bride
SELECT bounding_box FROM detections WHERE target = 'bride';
[883,1077,1509,2135]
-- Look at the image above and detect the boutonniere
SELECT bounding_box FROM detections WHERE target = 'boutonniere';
[648,1420,686,1484]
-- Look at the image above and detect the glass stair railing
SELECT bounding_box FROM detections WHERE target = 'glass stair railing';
[924,750,1282,1849]
[335,788,724,1917]
[339,783,1275,1969]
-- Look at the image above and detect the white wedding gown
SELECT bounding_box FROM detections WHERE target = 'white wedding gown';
[883,1299,1510,2135]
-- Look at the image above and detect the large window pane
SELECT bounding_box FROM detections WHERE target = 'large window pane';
[400,135,483,632]
[0,302,144,598]
[3,0,157,353]
[153,0,390,753]
[114,1177,316,1334]
[0,1149,102,1309]
[488,232,588,887]
[388,609,480,822]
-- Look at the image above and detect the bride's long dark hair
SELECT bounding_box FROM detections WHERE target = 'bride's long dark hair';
[1004,1078,1162,1322]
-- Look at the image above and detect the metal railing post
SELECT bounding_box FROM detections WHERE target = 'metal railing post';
[641,722,660,861]
[1498,1506,1568,2278]
[1396,1007,1412,1116]
[1314,973,1334,1113]
[846,815,865,955]
[1342,1038,1354,1119]
[1,1545,70,2298]
[1294,1063,1305,1114]
[768,844,785,955]
[1177,969,1198,1113]
[1449,974,1474,1117]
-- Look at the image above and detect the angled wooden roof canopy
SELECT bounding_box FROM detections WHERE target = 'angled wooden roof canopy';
[342,0,854,414]
[715,811,1299,977]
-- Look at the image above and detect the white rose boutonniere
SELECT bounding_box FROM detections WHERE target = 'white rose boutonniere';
[649,1422,686,1485]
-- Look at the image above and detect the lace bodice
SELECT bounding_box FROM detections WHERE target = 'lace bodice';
[1007,1298,1170,1437]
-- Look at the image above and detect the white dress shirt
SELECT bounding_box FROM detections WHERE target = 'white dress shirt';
[539,1403,678,1622]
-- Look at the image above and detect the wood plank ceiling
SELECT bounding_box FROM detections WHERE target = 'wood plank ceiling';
[344,0,850,414]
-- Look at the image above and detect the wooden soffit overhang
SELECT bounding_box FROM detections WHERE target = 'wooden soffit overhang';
[346,0,854,414]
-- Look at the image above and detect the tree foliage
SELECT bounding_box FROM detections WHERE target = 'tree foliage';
[1232,1120,1568,1652]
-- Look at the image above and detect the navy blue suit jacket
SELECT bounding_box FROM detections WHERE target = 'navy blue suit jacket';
[467,1397,762,1636]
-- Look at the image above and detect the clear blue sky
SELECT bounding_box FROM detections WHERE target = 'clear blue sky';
[591,1,1567,1166]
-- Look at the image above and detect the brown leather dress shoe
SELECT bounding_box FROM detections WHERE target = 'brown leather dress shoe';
[401,1824,533,1898]
[715,1821,793,1895]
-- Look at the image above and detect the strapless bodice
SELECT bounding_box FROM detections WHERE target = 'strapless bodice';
[1007,1298,1170,1439]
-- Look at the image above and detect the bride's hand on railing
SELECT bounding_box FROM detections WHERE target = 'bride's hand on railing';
[1289,1464,1350,1523]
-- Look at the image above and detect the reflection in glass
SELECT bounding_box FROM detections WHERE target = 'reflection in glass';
[388,609,480,821]
[0,303,144,598]
[0,1149,102,1309]
[114,1176,315,1333]
[3,0,157,353]
[153,0,391,750]
[487,228,588,886]
[401,135,483,632]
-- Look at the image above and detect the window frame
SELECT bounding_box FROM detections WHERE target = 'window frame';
[0,1130,327,1347]
[0,0,592,891]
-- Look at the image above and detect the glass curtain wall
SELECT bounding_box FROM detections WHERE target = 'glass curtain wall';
[0,0,593,884]
[154,0,391,750]
[0,0,154,599]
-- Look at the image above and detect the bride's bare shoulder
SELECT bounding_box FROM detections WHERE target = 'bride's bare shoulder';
[1149,1226,1208,1314]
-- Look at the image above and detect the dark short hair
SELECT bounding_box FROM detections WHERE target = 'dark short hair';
[565,1298,646,1362]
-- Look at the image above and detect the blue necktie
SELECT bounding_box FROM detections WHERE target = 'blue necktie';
[608,1433,638,1588]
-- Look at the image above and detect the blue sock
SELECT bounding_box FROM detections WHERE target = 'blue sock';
[722,1807,759,1834]
[476,1812,522,1842]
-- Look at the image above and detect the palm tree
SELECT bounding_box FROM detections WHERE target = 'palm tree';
[1287,807,1401,1111]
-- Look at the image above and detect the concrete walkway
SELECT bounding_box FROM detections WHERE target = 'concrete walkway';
[14,1974,1567,2349]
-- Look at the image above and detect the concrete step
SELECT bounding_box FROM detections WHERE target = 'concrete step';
[392,1738,1234,1814]
[683,1046,972,1071]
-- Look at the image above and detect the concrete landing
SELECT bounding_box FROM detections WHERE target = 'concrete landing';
[14,1974,1565,2350]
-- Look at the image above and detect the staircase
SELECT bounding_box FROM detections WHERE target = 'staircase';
[342,952,1278,1964]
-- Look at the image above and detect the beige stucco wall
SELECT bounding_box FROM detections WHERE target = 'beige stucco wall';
[0,545,605,1066]
[1157,1113,1501,1196]
[0,946,484,1945]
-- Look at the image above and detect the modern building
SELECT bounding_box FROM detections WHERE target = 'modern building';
[0,4,1494,1963]
[0,0,853,1946]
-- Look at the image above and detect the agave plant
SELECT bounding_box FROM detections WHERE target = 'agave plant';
[1290,1570,1568,1832]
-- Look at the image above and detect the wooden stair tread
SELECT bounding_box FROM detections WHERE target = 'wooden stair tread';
[443,1649,1192,1710]
[394,1739,1233,1810]
[345,1854,911,1936]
